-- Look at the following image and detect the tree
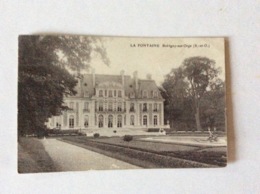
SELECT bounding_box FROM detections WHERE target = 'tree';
[18,35,109,136]
[161,68,190,128]
[182,56,220,131]
[162,56,222,131]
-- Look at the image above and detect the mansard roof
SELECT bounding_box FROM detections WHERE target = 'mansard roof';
[71,73,163,99]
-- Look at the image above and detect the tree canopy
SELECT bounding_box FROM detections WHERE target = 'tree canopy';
[162,56,225,131]
[18,35,109,136]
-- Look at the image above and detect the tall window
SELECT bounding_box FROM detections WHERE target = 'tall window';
[118,102,122,111]
[99,90,103,97]
[84,102,89,110]
[109,90,113,97]
[99,102,103,111]
[143,90,148,98]
[130,103,135,112]
[98,115,103,128]
[130,115,135,125]
[143,115,147,126]
[154,103,158,112]
[69,102,74,110]
[69,115,74,128]
[154,91,158,98]
[56,116,61,129]
[143,103,148,112]
[154,115,158,126]
[114,90,116,97]
[108,115,113,128]
[108,102,113,111]
[118,90,122,97]
[117,115,122,128]
[84,115,89,128]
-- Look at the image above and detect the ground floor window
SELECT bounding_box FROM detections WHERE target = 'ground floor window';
[154,115,158,126]
[98,115,104,128]
[108,115,113,128]
[130,115,135,125]
[84,115,89,128]
[69,115,74,128]
[117,115,122,128]
[143,115,147,126]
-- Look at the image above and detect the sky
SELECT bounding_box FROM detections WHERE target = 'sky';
[89,37,225,85]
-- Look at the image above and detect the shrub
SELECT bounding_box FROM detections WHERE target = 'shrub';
[147,128,160,132]
[123,135,133,142]
[113,130,117,133]
[93,133,100,138]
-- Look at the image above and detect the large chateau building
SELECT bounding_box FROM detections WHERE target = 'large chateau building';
[46,70,166,131]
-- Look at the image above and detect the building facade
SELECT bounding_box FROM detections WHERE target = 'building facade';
[46,70,166,130]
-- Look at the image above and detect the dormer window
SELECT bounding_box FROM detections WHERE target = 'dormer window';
[154,91,158,98]
[84,91,89,97]
[130,92,135,98]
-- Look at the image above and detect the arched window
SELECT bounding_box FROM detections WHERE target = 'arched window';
[84,115,89,128]
[99,102,103,111]
[130,115,135,126]
[143,115,147,126]
[98,115,104,128]
[130,103,135,112]
[154,91,158,98]
[69,115,74,128]
[154,115,158,126]
[117,102,122,111]
[108,115,113,128]
[117,115,122,128]
[118,90,122,97]
[99,90,103,97]
[109,90,113,97]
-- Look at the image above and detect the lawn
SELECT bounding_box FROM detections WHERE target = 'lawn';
[61,136,225,168]
[18,137,59,173]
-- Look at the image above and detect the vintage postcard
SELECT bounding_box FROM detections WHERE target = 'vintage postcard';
[18,35,227,173]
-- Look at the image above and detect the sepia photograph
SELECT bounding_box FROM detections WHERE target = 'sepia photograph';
[18,35,227,173]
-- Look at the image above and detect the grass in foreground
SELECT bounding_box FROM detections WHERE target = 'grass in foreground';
[93,136,227,166]
[61,136,221,168]
[18,137,58,173]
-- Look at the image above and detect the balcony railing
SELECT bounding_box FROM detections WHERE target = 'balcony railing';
[95,108,126,113]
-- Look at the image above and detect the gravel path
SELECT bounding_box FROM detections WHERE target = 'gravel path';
[41,138,140,171]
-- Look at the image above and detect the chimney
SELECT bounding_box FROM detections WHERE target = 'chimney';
[92,68,95,87]
[146,74,152,80]
[120,70,125,87]
[133,71,138,90]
